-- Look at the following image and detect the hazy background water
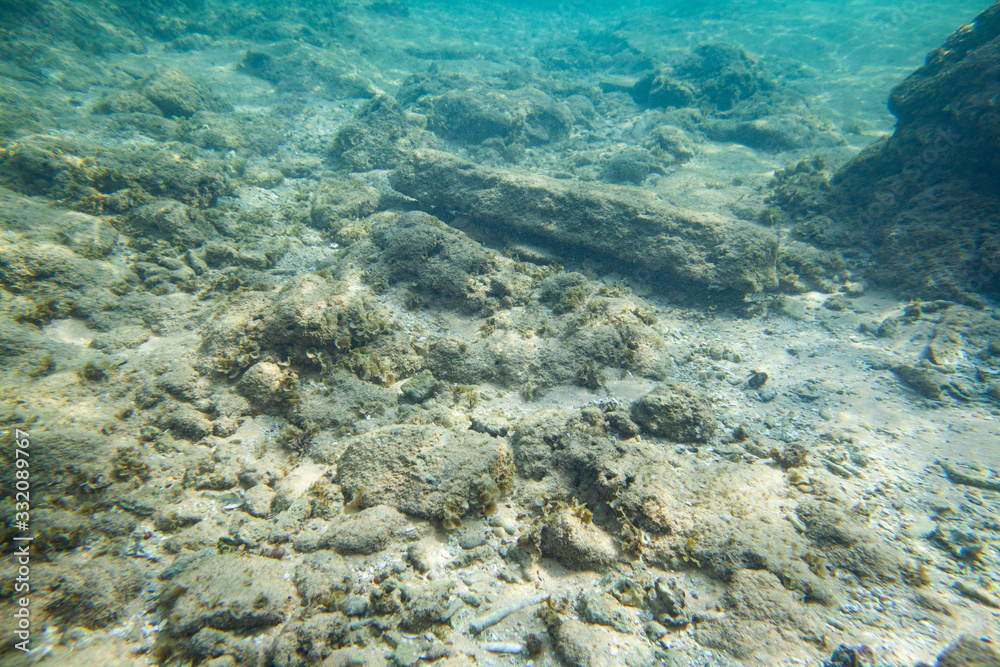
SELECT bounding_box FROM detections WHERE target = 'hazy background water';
[397,0,987,130]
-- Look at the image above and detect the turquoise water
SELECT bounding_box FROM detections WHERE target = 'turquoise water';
[1,1,998,666]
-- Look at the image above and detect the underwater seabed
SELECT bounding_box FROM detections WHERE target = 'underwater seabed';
[0,0,998,665]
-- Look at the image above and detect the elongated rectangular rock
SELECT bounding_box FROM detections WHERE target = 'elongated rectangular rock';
[389,149,778,296]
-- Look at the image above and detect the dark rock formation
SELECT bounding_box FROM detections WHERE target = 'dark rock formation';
[792,3,1000,304]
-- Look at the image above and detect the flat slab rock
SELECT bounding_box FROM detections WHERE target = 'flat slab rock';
[553,618,656,667]
[335,424,512,519]
[390,149,778,296]
[163,553,298,637]
[320,504,427,555]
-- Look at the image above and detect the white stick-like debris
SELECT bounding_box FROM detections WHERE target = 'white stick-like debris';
[481,642,524,654]
[467,592,548,634]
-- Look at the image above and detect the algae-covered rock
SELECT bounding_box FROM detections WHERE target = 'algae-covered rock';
[329,94,415,171]
[335,424,512,519]
[369,211,534,314]
[139,67,232,118]
[631,383,717,442]
[400,369,440,403]
[389,150,778,297]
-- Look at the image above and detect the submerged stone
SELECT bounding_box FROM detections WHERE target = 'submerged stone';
[632,383,717,443]
[390,149,778,298]
[335,424,512,519]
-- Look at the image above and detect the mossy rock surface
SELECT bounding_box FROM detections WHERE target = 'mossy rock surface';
[139,67,232,118]
[400,369,440,403]
[631,383,717,443]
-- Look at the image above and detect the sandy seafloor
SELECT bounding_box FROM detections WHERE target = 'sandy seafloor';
[0,1,999,666]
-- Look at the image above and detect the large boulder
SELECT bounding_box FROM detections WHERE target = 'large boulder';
[389,150,778,298]
[819,3,1000,303]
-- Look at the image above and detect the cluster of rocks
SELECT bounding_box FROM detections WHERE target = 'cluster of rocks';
[0,0,998,665]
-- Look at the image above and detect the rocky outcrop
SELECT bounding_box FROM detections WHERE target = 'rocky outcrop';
[817,2,1000,303]
[389,149,778,298]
